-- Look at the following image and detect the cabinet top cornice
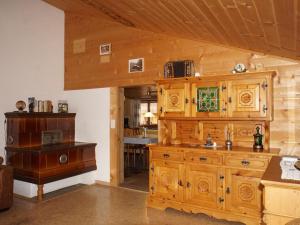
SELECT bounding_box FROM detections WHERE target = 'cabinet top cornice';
[155,70,276,83]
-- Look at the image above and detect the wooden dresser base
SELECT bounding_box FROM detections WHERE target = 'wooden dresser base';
[6,142,97,200]
[148,197,261,225]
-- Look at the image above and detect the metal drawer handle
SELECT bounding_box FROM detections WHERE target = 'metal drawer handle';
[7,136,14,144]
[199,157,207,161]
[59,154,68,164]
[226,187,230,194]
[241,160,250,166]
[163,153,170,158]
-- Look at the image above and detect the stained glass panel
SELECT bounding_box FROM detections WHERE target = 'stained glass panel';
[197,87,219,112]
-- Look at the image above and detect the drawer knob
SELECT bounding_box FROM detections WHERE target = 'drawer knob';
[59,154,68,164]
[163,153,170,158]
[199,157,207,161]
[219,197,224,203]
[241,160,250,166]
[219,175,224,180]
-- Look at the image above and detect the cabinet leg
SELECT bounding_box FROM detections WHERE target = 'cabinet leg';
[37,184,44,201]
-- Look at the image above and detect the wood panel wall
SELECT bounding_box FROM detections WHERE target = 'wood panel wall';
[65,13,300,156]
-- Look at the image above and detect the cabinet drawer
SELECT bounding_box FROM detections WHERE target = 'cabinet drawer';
[184,151,222,165]
[151,150,183,161]
[225,155,269,170]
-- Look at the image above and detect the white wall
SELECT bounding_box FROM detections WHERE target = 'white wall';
[64,89,111,182]
[0,0,110,197]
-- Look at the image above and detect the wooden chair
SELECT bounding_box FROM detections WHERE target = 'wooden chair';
[124,128,146,172]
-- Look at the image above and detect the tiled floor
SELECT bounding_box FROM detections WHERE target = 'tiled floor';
[0,184,243,225]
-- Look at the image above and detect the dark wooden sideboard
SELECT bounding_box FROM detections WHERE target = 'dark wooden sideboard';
[4,112,97,200]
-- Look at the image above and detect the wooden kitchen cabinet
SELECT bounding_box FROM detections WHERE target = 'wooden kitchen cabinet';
[225,168,264,217]
[227,77,271,119]
[157,80,190,118]
[185,163,224,209]
[149,160,184,202]
[148,145,279,225]
[150,71,278,224]
[157,71,275,121]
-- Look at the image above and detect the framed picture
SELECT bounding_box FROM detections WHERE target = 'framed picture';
[99,43,111,55]
[58,102,68,113]
[128,58,144,73]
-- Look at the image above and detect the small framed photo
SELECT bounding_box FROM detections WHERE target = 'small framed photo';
[128,58,144,73]
[58,100,68,113]
[100,43,111,55]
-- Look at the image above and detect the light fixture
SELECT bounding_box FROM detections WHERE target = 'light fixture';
[144,111,154,118]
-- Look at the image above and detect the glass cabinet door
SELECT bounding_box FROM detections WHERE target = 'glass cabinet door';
[191,81,227,118]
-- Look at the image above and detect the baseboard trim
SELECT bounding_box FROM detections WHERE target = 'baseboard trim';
[95,180,111,186]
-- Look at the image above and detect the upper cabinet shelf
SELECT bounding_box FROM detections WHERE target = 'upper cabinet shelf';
[156,71,275,121]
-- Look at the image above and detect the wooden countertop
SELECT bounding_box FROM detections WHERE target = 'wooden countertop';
[5,142,97,152]
[148,143,280,156]
[261,156,300,188]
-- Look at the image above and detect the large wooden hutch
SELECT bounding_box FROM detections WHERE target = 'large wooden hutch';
[5,112,97,200]
[148,71,279,225]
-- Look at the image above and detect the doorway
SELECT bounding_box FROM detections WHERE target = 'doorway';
[119,85,158,191]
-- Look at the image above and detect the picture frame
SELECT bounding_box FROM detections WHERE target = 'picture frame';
[58,103,68,113]
[128,58,144,73]
[99,43,111,55]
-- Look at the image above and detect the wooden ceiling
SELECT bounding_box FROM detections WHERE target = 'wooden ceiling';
[44,0,300,61]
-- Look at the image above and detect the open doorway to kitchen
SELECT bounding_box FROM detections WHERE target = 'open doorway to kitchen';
[119,85,158,191]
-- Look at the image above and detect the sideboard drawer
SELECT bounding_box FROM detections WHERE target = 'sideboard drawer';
[184,151,222,165]
[225,155,269,170]
[151,149,183,161]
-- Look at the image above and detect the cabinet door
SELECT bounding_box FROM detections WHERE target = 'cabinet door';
[225,168,263,217]
[191,81,227,118]
[185,164,224,209]
[149,160,184,202]
[227,78,269,119]
[157,82,190,117]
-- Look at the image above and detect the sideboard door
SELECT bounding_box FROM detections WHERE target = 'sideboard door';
[225,168,263,217]
[158,82,190,118]
[185,164,224,209]
[149,160,184,202]
[227,78,269,119]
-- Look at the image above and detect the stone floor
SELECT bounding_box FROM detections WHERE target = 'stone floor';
[0,185,243,225]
